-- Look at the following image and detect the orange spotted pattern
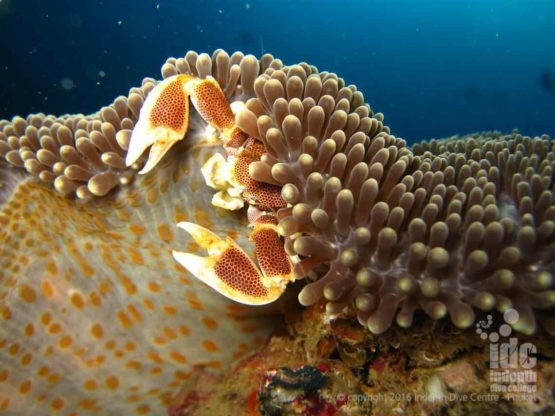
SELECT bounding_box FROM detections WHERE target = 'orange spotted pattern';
[226,125,248,148]
[214,247,269,297]
[233,138,286,210]
[251,226,292,278]
[149,77,188,130]
[191,78,235,130]
[233,138,265,187]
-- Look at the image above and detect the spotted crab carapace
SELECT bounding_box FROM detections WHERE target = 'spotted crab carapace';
[126,74,295,305]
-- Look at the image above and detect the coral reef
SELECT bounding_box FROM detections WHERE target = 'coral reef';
[168,301,555,415]
[0,49,554,415]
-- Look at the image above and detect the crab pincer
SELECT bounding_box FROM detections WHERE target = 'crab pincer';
[125,74,194,174]
[172,219,294,305]
[125,74,247,174]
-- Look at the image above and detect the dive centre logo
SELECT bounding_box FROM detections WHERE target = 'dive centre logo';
[475,308,537,401]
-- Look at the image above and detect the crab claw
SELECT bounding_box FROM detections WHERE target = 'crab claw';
[126,74,194,174]
[184,76,247,148]
[172,222,291,305]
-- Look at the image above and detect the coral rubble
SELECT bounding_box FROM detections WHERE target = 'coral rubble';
[169,301,555,415]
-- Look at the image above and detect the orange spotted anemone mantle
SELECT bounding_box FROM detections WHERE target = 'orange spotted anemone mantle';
[1,49,555,415]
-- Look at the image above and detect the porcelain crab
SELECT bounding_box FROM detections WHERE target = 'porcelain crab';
[125,74,295,305]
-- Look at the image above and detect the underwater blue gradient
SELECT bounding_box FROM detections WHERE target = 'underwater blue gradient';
[0,0,553,143]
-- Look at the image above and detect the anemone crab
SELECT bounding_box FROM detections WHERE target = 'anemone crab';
[125,74,296,305]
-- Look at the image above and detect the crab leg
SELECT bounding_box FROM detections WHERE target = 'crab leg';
[183,77,248,148]
[172,220,294,305]
[126,75,247,174]
[231,137,286,209]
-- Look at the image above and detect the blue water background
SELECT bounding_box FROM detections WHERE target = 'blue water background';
[0,0,553,144]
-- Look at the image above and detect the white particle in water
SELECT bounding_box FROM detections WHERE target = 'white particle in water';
[99,70,106,78]
[60,78,75,91]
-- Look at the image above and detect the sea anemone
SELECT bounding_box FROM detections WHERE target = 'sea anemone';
[0,49,553,415]
[238,81,555,335]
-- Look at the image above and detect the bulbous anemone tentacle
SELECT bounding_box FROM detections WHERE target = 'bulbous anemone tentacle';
[233,68,555,336]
